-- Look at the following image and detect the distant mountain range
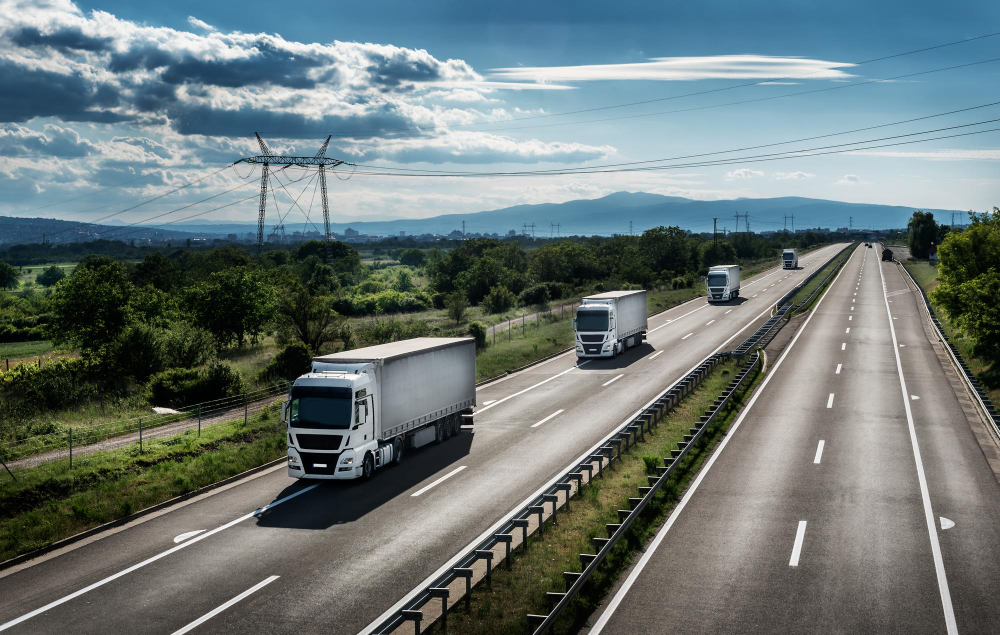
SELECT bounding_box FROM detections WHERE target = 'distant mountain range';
[1,192,964,245]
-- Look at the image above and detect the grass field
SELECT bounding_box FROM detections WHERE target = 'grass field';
[902,259,999,408]
[0,340,55,362]
[15,262,77,288]
[442,358,761,634]
[0,403,286,562]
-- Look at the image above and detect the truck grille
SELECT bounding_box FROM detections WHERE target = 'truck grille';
[296,434,343,451]
[299,451,341,475]
[583,344,602,354]
[579,334,605,343]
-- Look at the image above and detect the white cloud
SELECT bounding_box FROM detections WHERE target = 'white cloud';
[490,55,853,83]
[837,174,861,185]
[774,171,815,180]
[847,149,1000,161]
[186,16,215,31]
[725,168,764,180]
[350,131,615,164]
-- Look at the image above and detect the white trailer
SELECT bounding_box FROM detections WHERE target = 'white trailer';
[282,337,476,480]
[706,265,741,303]
[782,248,799,269]
[574,290,648,358]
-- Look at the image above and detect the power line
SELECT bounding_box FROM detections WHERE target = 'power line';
[253,31,1000,138]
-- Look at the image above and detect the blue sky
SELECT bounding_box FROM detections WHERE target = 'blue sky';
[1,0,998,234]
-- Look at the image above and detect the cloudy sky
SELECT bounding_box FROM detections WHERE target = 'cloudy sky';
[1,0,998,235]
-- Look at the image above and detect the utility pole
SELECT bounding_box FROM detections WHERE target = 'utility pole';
[849,216,853,232]
[555,222,560,238]
[745,214,750,234]
[790,213,795,233]
[550,222,555,238]
[522,222,528,237]
[629,220,633,236]
[461,220,466,236]
[713,218,718,249]
[734,213,740,236]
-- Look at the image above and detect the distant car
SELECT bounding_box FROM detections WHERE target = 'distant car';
[866,242,872,248]
[882,248,893,262]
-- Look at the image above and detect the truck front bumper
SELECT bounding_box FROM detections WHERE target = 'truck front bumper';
[576,341,614,357]
[287,447,361,480]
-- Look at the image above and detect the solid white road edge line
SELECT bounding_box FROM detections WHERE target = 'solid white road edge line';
[602,374,625,387]
[588,245,858,635]
[357,256,835,635]
[814,440,825,464]
[0,485,319,632]
[170,575,280,635]
[789,521,808,567]
[410,466,467,497]
[877,252,957,635]
[531,410,565,428]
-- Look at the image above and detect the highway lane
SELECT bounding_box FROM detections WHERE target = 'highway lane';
[588,244,1000,634]
[0,245,846,635]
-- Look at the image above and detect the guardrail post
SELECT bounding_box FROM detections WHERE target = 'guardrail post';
[69,427,73,469]
[555,482,572,512]
[529,505,545,536]
[429,587,450,629]
[400,609,422,634]
[494,533,513,569]
[454,568,474,611]
[475,549,494,586]
[512,518,529,551]
[197,405,202,437]
[543,494,559,524]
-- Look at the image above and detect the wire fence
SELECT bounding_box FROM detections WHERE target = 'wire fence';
[2,381,291,469]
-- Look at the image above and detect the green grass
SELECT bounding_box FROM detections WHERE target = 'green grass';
[0,403,286,562]
[15,262,77,290]
[902,260,999,408]
[443,358,761,634]
[0,340,55,361]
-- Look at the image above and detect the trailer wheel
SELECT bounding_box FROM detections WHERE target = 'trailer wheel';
[442,416,452,440]
[362,453,374,480]
[392,437,404,465]
[450,414,462,436]
[434,420,444,444]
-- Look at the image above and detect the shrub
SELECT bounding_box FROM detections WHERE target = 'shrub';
[163,322,217,368]
[542,281,564,300]
[481,285,516,314]
[355,317,430,346]
[517,284,551,308]
[147,360,245,407]
[468,321,487,351]
[110,324,167,381]
[446,292,468,325]
[393,270,415,293]
[0,358,99,424]
[356,279,386,294]
[259,341,313,382]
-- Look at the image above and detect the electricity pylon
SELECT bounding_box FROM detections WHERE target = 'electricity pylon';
[236,133,354,257]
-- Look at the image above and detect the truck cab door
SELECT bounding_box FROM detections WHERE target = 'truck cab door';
[354,395,375,442]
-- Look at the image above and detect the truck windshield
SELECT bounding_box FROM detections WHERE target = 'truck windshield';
[706,273,727,287]
[576,309,609,332]
[289,386,353,429]
[783,253,794,260]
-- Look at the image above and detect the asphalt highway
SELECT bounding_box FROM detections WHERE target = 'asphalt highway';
[588,244,1000,634]
[0,245,847,635]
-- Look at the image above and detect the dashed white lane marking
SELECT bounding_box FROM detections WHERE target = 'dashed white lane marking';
[851,307,855,311]
[789,521,808,566]
[476,363,587,414]
[846,328,851,334]
[681,333,694,340]
[706,320,716,326]
[841,343,846,351]
[411,465,467,497]
[648,351,664,360]
[725,309,733,314]
[900,344,906,347]
[752,294,759,298]
[531,409,565,428]
[173,530,206,544]
[827,393,835,408]
[602,374,625,387]
[941,517,955,530]
[849,316,853,321]
[852,299,856,303]
[170,576,280,635]
[911,395,920,401]
[647,303,710,333]
[814,440,825,464]
[836,364,842,374]
[893,317,899,320]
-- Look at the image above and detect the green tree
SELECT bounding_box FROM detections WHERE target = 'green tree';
[393,269,415,293]
[700,241,738,269]
[49,259,137,358]
[278,284,344,353]
[446,291,468,325]
[908,211,939,259]
[0,260,19,290]
[468,321,487,351]
[397,248,427,267]
[481,285,516,314]
[36,265,66,287]
[187,266,277,348]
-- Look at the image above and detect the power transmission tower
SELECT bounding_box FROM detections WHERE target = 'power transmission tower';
[555,223,560,237]
[522,223,528,237]
[236,133,354,257]
[713,218,717,249]
[629,220,633,236]
[461,220,466,236]
[734,212,740,235]
[849,216,853,232]
[530,223,536,238]
[745,214,750,234]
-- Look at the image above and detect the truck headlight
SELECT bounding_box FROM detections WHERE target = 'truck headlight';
[340,455,354,465]
[287,454,300,466]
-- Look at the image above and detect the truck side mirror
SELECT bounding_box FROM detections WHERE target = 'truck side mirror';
[571,318,577,330]
[280,401,288,424]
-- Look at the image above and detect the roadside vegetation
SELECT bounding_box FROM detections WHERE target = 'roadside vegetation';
[0,402,286,562]
[786,243,855,316]
[901,207,1000,407]
[0,229,843,467]
[442,357,762,634]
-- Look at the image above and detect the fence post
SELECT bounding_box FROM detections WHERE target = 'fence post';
[244,393,248,425]
[69,427,73,469]
[522,314,525,337]
[139,418,143,453]
[508,318,511,341]
[198,405,202,437]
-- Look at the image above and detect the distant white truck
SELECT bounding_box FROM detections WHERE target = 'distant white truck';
[282,337,476,480]
[574,290,648,359]
[782,248,799,269]
[706,265,741,303]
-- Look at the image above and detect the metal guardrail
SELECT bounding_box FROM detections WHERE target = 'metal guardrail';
[526,350,761,634]
[375,353,732,634]
[895,259,1000,438]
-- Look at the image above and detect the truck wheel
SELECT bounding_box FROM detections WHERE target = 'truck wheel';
[442,416,452,440]
[392,437,404,465]
[362,453,374,480]
[434,420,444,444]
[452,414,463,436]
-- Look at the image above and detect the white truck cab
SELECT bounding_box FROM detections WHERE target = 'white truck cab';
[706,265,741,303]
[782,248,799,269]
[574,290,647,359]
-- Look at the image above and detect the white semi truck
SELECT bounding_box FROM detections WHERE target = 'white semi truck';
[282,337,476,480]
[706,265,741,303]
[782,248,799,269]
[574,290,648,359]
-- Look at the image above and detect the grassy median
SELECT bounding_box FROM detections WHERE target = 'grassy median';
[443,357,762,634]
[787,244,855,316]
[0,403,286,564]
